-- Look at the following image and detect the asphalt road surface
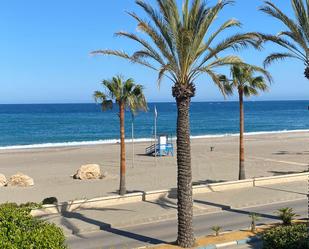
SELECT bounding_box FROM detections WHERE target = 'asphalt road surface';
[67,199,307,249]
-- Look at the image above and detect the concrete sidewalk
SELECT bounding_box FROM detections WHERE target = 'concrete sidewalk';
[44,180,307,236]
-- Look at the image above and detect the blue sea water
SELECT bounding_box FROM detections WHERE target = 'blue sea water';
[0,101,308,148]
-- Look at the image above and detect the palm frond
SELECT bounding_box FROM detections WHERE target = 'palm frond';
[93,91,114,111]
[198,32,261,68]
[91,49,158,71]
[115,31,165,65]
[94,76,147,114]
[134,1,177,60]
[228,64,271,98]
[260,1,305,46]
[260,0,309,70]
[243,85,258,97]
[291,0,309,42]
[260,34,307,61]
[196,19,241,60]
[264,52,300,67]
[93,0,263,96]
[204,55,243,69]
[196,67,229,96]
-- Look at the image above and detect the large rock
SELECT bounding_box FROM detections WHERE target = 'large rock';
[0,174,7,187]
[8,173,34,187]
[73,164,102,180]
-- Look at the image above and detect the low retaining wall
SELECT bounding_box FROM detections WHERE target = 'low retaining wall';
[31,192,144,217]
[254,172,308,186]
[31,172,308,217]
[208,179,254,192]
[67,192,143,211]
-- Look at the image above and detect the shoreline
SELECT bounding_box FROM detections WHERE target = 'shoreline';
[0,128,308,151]
[0,130,308,203]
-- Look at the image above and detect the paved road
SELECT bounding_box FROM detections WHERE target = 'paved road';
[66,199,307,249]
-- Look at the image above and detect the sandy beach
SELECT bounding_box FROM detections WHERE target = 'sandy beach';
[0,131,308,204]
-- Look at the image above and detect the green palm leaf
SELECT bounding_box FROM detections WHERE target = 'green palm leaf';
[94,75,148,114]
[260,0,309,79]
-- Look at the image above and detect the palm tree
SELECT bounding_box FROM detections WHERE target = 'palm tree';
[224,65,271,180]
[260,0,309,79]
[91,0,261,247]
[94,76,147,195]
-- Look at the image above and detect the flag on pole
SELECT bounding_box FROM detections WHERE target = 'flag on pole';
[154,106,158,119]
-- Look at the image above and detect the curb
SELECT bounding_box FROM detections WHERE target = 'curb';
[135,235,262,249]
[197,236,261,249]
[230,196,306,210]
[33,172,309,217]
[63,196,305,236]
[65,206,221,236]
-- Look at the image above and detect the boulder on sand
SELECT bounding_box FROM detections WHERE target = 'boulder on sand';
[0,174,7,187]
[73,164,102,180]
[8,173,34,187]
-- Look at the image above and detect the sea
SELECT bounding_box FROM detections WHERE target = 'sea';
[0,100,308,149]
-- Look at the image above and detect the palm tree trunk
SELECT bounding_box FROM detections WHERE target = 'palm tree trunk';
[238,90,245,180]
[304,66,309,80]
[119,102,126,195]
[173,83,195,248]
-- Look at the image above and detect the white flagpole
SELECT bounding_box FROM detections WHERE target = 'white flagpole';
[154,106,157,159]
[131,113,135,168]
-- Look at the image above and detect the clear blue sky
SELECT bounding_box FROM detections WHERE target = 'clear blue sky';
[0,0,308,104]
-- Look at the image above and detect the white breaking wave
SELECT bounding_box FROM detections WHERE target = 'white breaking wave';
[0,138,153,150]
[191,129,309,139]
[0,129,308,151]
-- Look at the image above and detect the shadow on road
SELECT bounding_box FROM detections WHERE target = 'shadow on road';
[256,185,307,196]
[61,211,166,245]
[145,196,177,210]
[193,199,280,220]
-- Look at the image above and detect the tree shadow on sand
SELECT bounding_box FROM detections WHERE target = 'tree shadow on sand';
[193,179,226,186]
[273,150,309,155]
[269,169,309,176]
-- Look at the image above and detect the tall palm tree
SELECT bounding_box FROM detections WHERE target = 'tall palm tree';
[224,65,271,180]
[91,0,260,247]
[94,76,147,195]
[260,0,309,79]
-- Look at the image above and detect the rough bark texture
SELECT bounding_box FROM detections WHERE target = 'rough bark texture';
[304,66,309,79]
[119,102,126,195]
[172,83,195,248]
[238,89,246,180]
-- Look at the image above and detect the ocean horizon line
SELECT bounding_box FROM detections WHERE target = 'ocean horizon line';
[0,129,308,151]
[0,99,308,105]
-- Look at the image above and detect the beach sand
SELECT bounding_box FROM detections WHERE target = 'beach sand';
[0,131,308,204]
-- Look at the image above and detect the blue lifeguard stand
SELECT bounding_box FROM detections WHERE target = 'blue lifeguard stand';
[145,134,174,157]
